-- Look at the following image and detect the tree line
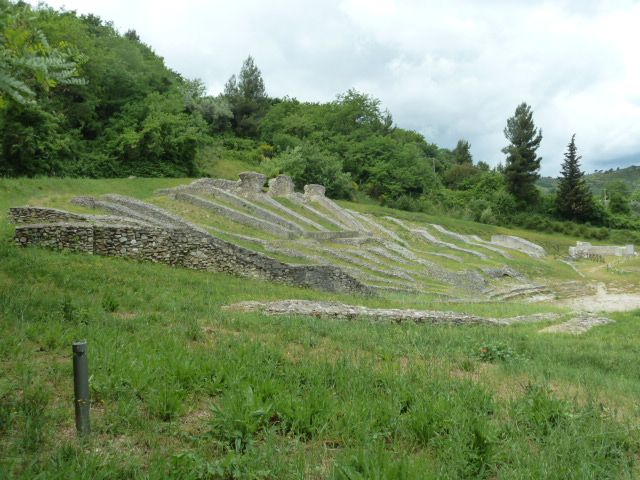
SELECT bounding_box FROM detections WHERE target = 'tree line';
[1,1,638,240]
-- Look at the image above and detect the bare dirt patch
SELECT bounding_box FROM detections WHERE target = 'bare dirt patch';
[555,283,640,313]
[539,314,614,334]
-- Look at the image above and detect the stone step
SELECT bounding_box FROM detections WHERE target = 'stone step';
[487,284,550,301]
[429,224,511,259]
[174,193,299,239]
[413,229,488,260]
[192,185,306,233]
[257,195,329,231]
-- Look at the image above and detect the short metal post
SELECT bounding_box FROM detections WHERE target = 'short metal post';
[72,341,91,435]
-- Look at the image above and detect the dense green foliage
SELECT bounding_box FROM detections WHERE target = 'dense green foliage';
[0,2,205,177]
[260,90,443,201]
[540,165,640,196]
[555,135,594,221]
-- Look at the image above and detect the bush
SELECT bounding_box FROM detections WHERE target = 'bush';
[264,143,353,199]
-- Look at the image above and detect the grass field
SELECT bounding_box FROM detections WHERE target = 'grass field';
[1,178,640,478]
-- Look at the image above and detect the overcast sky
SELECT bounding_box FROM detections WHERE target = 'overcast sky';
[30,0,640,175]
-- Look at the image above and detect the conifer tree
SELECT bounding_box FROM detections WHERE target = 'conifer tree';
[452,139,473,165]
[502,102,542,204]
[224,56,268,137]
[555,134,593,220]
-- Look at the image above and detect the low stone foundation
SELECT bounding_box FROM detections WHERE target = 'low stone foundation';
[569,241,634,259]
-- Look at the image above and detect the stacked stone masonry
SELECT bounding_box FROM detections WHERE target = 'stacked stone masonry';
[14,222,370,294]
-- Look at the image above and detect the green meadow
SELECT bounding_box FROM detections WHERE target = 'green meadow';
[1,178,639,479]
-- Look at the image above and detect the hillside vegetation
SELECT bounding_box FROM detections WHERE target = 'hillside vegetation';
[540,165,640,196]
[1,177,640,478]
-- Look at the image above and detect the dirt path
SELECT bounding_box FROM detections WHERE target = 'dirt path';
[555,283,640,313]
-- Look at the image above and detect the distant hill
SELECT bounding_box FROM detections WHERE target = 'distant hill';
[538,164,640,195]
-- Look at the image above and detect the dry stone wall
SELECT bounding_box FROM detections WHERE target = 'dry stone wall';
[13,221,370,295]
[9,207,88,224]
[15,223,94,253]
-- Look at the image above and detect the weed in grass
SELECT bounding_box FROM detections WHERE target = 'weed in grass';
[169,450,273,480]
[512,382,572,438]
[148,386,185,421]
[0,389,16,436]
[273,387,332,441]
[458,358,476,372]
[209,386,273,453]
[59,295,77,323]
[101,293,119,313]
[183,318,203,342]
[477,342,517,363]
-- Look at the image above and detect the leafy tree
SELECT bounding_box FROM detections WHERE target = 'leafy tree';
[105,92,206,177]
[502,102,543,205]
[0,2,86,176]
[452,139,472,165]
[443,164,480,189]
[224,56,269,137]
[555,134,594,221]
[264,143,352,199]
[0,1,85,108]
[477,161,490,171]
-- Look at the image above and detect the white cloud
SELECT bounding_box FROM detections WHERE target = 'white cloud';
[29,0,640,175]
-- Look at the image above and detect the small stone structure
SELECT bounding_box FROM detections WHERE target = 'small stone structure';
[490,235,546,258]
[568,241,635,259]
[9,206,87,224]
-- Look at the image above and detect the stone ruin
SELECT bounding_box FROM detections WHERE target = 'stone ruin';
[9,172,553,300]
[568,241,635,259]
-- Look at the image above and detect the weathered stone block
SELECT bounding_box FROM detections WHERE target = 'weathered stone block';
[268,175,295,197]
[238,172,267,193]
[304,184,326,199]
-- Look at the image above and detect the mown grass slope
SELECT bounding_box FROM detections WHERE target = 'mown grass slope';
[1,178,639,479]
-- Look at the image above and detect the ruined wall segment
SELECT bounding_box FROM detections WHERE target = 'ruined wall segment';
[9,206,88,224]
[267,175,295,197]
[11,210,370,295]
[568,241,634,259]
[14,223,94,253]
[490,235,546,258]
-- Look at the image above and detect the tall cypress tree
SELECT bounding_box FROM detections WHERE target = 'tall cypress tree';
[502,102,543,204]
[555,134,594,220]
[224,56,268,137]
